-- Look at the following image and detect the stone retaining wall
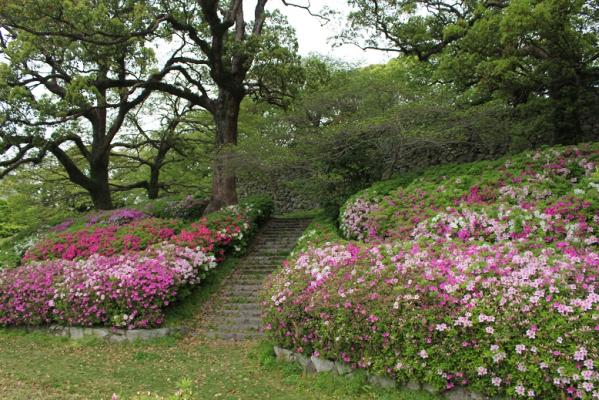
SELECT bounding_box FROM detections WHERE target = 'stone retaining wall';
[238,171,318,214]
[28,325,186,342]
[274,346,496,400]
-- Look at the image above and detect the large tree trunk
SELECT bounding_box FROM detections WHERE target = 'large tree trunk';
[204,92,241,214]
[90,184,113,210]
[89,111,114,210]
[89,154,113,210]
[148,166,160,200]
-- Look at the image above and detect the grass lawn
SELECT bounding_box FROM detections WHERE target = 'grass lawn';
[0,332,440,400]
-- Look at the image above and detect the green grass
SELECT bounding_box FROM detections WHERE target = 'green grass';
[0,331,439,400]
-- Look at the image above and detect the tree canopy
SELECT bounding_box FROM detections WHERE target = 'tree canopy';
[0,0,306,210]
[344,0,599,145]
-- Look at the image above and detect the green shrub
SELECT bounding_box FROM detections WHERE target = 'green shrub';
[143,196,209,220]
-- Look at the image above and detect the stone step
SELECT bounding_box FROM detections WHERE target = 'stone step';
[204,331,262,340]
[218,316,262,325]
[198,218,310,341]
[237,265,281,270]
[222,288,262,296]
[220,302,261,309]
[221,282,264,289]
[224,282,264,289]
[239,263,282,268]
[221,307,261,315]
[226,276,267,283]
[235,273,277,278]
[233,273,274,278]
[241,255,288,260]
[211,322,261,332]
[228,282,266,288]
[237,262,283,268]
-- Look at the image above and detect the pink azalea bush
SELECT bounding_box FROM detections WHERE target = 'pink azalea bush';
[86,208,150,226]
[340,145,599,244]
[1,244,216,328]
[23,218,179,262]
[1,197,273,328]
[264,144,599,399]
[265,241,598,398]
[23,202,263,263]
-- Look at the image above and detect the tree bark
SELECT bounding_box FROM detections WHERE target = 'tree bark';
[89,152,114,210]
[204,92,241,214]
[90,183,114,210]
[87,108,114,210]
[148,165,161,200]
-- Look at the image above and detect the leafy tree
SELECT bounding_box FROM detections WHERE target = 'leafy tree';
[239,57,514,215]
[0,1,318,213]
[344,0,599,145]
[111,95,213,199]
[132,0,307,213]
[0,0,163,209]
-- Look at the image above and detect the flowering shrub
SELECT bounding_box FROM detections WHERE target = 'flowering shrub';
[0,196,273,328]
[340,145,599,243]
[339,198,380,241]
[86,208,150,226]
[264,242,598,398]
[23,218,179,262]
[264,144,599,399]
[146,196,208,220]
[1,244,216,328]
[49,218,74,233]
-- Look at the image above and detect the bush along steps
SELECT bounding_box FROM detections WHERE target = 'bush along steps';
[263,144,599,399]
[200,218,311,340]
[0,196,274,338]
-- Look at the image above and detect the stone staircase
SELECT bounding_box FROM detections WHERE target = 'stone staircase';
[201,218,311,340]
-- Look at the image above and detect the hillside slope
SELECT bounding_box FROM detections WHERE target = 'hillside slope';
[264,143,599,399]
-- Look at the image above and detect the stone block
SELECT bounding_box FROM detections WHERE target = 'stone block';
[368,374,396,389]
[69,327,84,339]
[274,346,294,362]
[294,353,316,373]
[310,356,335,373]
[334,361,353,375]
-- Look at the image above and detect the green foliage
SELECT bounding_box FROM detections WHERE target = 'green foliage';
[143,196,208,221]
[345,0,599,146]
[240,194,275,226]
[290,214,345,255]
[0,200,21,238]
[240,57,513,217]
